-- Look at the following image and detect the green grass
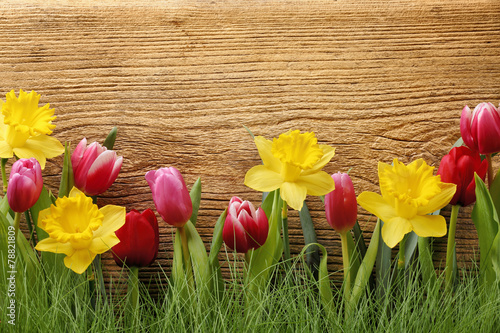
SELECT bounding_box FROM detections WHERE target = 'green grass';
[1,256,499,333]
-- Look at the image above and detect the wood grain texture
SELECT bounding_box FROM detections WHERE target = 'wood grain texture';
[1,0,500,289]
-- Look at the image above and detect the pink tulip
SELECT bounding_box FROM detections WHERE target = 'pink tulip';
[145,167,192,228]
[325,172,357,234]
[460,102,500,155]
[222,196,269,253]
[71,138,123,196]
[7,158,43,213]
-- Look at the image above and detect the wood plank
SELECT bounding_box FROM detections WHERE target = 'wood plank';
[1,0,500,288]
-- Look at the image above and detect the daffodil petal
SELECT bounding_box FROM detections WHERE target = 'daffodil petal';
[35,238,75,256]
[24,135,65,159]
[13,147,47,169]
[303,145,335,175]
[297,170,335,196]
[417,182,457,215]
[382,216,413,248]
[254,136,281,173]
[90,233,120,254]
[69,187,85,198]
[280,181,307,211]
[409,214,447,238]
[357,191,397,222]
[244,165,283,192]
[93,205,126,238]
[64,249,95,274]
[0,140,13,158]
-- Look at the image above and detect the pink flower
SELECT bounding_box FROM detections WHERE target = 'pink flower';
[460,102,500,155]
[222,196,269,253]
[325,172,357,234]
[7,158,43,213]
[145,167,192,228]
[71,138,123,196]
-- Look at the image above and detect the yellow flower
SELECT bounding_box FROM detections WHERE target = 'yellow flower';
[357,158,456,248]
[0,89,64,169]
[244,130,335,210]
[35,187,125,274]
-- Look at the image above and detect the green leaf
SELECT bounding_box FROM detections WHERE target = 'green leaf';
[350,219,380,307]
[185,221,212,303]
[58,142,74,198]
[103,126,118,150]
[489,167,500,220]
[189,178,202,226]
[299,202,320,278]
[353,221,367,259]
[346,231,361,286]
[471,174,500,284]
[452,137,464,148]
[404,231,418,269]
[417,236,437,286]
[172,229,193,304]
[242,125,255,140]
[376,219,393,300]
[208,209,227,298]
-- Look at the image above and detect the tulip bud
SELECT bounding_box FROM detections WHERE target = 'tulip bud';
[145,167,192,227]
[222,196,269,253]
[437,146,488,207]
[7,158,43,213]
[325,172,357,234]
[112,209,159,268]
[460,102,500,155]
[71,138,123,196]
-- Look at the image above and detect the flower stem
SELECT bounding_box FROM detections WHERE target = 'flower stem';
[87,264,96,311]
[127,266,140,328]
[486,154,494,189]
[178,226,192,280]
[13,212,21,240]
[1,158,8,194]
[398,235,407,271]
[281,200,291,267]
[445,204,460,292]
[24,210,36,247]
[340,231,351,318]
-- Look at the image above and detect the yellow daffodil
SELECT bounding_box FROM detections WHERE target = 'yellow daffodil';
[357,158,456,248]
[244,130,335,210]
[35,187,125,274]
[0,90,64,169]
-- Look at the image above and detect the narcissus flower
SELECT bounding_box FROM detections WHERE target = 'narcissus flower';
[244,130,335,211]
[0,90,64,169]
[35,187,126,274]
[437,146,488,207]
[325,172,357,234]
[7,158,43,213]
[460,102,500,155]
[112,209,159,268]
[357,159,456,248]
[72,138,123,196]
[145,167,192,228]
[223,196,269,253]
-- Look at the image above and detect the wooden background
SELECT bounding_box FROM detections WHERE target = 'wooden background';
[2,0,500,289]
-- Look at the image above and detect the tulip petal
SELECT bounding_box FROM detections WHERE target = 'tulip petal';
[254,136,281,173]
[280,181,307,211]
[417,182,456,215]
[244,165,283,192]
[297,170,335,196]
[409,214,447,238]
[35,238,75,256]
[93,205,126,238]
[64,249,95,274]
[13,146,47,169]
[85,150,121,195]
[357,191,397,222]
[460,105,478,151]
[382,216,413,248]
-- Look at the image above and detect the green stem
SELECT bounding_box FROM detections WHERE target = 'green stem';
[445,204,460,292]
[398,235,407,271]
[178,226,192,281]
[1,158,8,194]
[127,266,140,328]
[24,210,36,247]
[282,200,291,265]
[486,154,494,189]
[87,264,96,311]
[13,212,21,240]
[340,231,351,317]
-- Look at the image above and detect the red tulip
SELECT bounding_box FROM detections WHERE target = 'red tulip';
[437,146,488,207]
[460,102,500,155]
[325,172,357,234]
[145,167,192,228]
[223,196,268,253]
[71,138,123,196]
[112,209,159,268]
[7,158,43,213]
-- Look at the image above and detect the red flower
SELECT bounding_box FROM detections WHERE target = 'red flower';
[7,158,43,213]
[460,102,500,155]
[112,209,159,268]
[437,146,488,207]
[325,172,357,234]
[223,196,268,253]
